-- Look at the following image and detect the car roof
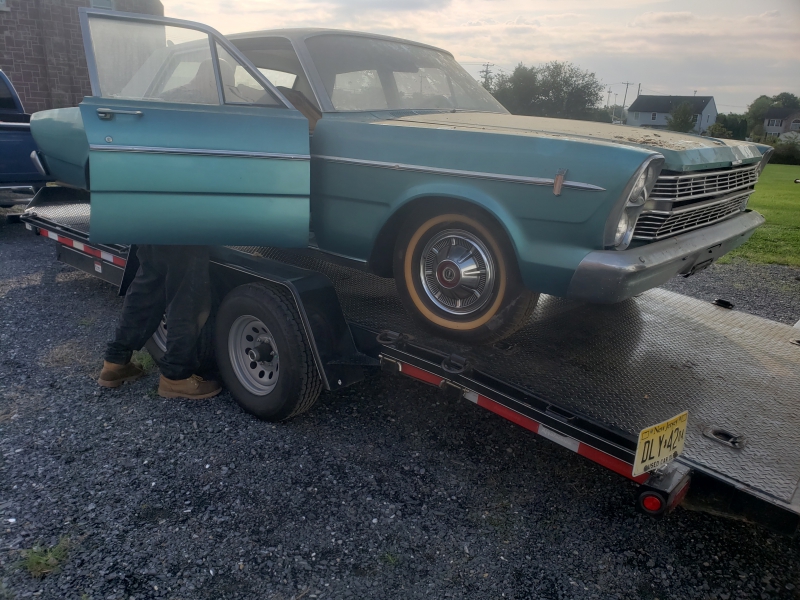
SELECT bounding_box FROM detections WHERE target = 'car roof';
[226,28,453,58]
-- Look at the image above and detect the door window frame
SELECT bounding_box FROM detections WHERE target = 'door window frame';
[78,7,294,110]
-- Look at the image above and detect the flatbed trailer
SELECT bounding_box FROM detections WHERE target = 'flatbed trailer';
[21,189,800,535]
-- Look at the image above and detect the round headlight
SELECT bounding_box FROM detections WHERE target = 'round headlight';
[615,211,630,246]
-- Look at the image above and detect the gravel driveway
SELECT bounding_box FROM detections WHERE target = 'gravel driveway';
[1,221,799,600]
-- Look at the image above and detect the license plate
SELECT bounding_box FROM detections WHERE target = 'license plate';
[633,411,688,477]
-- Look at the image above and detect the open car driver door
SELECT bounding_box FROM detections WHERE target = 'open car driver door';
[78,8,310,246]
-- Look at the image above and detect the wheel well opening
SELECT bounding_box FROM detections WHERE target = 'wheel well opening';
[367,197,515,278]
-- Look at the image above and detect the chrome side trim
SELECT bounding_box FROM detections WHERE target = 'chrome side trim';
[89,145,310,161]
[312,154,605,191]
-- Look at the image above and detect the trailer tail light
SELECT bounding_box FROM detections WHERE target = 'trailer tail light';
[641,494,664,513]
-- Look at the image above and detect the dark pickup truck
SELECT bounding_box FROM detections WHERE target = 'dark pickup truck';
[0,70,50,205]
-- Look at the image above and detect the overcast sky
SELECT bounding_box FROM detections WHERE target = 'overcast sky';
[164,0,800,114]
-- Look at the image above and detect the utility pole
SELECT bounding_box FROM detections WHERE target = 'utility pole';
[606,88,612,108]
[620,81,634,113]
[613,93,618,120]
[480,63,494,90]
[693,90,697,96]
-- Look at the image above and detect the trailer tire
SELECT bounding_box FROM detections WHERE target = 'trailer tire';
[215,283,322,421]
[144,310,217,374]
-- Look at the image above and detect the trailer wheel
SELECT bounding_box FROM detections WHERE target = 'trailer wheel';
[144,310,217,373]
[393,207,538,344]
[215,283,322,421]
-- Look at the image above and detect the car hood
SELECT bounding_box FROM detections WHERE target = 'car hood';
[381,112,765,172]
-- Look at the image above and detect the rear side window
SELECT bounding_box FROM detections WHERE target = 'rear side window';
[332,70,387,110]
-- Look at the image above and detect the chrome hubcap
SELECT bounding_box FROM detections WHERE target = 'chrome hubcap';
[228,315,280,396]
[419,229,495,315]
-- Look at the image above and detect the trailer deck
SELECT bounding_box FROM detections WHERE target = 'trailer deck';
[22,194,800,532]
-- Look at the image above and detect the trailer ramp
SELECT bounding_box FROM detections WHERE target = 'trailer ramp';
[256,247,800,531]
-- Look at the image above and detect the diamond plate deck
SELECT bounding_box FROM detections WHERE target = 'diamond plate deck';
[255,247,800,509]
[25,199,91,233]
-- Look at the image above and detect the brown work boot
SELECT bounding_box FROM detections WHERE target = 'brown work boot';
[158,374,221,400]
[98,361,144,388]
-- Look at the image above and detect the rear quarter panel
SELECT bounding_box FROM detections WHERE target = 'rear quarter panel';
[29,107,90,189]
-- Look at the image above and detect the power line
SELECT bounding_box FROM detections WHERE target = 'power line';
[479,63,494,89]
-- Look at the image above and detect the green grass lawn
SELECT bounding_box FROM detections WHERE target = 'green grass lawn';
[719,163,800,266]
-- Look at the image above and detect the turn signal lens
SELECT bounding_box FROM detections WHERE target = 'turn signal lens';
[614,211,630,247]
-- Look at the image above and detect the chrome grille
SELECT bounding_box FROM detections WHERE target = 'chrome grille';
[634,193,750,241]
[650,163,758,203]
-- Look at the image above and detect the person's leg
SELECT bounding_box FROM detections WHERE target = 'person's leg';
[156,245,220,399]
[105,245,167,364]
[100,245,167,388]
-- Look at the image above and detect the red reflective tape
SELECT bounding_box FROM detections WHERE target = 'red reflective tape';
[476,395,540,434]
[398,362,644,483]
[400,363,443,387]
[38,227,126,266]
[578,443,648,483]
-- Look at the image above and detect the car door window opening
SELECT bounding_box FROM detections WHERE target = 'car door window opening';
[231,36,320,110]
[215,43,278,106]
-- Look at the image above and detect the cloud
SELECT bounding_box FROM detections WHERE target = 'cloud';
[325,0,453,10]
[628,11,694,27]
[163,0,800,110]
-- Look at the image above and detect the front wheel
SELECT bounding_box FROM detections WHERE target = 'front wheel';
[393,208,538,344]
[215,283,322,421]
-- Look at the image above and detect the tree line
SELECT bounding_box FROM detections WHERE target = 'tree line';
[485,62,610,122]
[483,62,799,163]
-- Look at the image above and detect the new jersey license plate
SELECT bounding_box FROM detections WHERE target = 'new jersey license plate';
[633,411,688,477]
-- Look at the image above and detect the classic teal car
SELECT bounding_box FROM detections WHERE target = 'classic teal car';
[29,9,770,343]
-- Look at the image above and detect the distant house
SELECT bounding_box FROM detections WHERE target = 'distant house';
[763,107,800,140]
[626,95,717,134]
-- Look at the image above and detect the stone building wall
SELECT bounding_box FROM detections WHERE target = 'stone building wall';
[0,0,164,114]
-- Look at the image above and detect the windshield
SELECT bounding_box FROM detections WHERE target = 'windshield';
[305,34,507,114]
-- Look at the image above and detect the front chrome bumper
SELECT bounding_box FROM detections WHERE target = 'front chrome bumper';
[566,210,765,304]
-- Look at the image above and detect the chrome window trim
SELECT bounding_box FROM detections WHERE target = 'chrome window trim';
[89,144,310,161]
[312,154,605,191]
